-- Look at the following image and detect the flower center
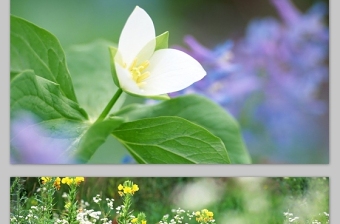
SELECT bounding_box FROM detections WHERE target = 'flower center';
[126,58,150,86]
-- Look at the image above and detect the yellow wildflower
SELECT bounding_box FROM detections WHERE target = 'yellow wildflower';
[142,220,147,224]
[75,177,85,185]
[195,209,214,223]
[41,177,51,184]
[118,181,140,196]
[131,218,138,223]
[62,177,74,186]
[132,184,139,193]
[124,186,132,194]
[54,177,61,190]
[118,184,124,190]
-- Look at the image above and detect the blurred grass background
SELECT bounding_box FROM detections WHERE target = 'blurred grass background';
[12,177,329,223]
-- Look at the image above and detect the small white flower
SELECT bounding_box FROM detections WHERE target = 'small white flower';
[89,211,101,219]
[289,217,299,223]
[93,194,102,203]
[112,6,206,97]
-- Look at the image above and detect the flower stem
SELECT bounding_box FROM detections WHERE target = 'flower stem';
[95,88,123,123]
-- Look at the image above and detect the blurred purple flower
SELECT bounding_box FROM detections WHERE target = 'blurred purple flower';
[174,0,329,163]
[11,113,79,164]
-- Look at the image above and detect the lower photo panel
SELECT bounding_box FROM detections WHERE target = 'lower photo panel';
[10,177,329,223]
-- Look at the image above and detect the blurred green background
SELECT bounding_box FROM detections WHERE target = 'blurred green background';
[10,0,324,49]
[11,177,329,223]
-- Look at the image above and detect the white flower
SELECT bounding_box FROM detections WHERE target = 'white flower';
[112,6,206,97]
[89,211,101,219]
[93,194,102,203]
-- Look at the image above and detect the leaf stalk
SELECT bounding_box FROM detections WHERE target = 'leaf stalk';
[95,88,123,123]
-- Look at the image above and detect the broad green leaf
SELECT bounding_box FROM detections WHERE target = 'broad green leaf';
[11,70,87,121]
[112,116,231,164]
[66,40,126,121]
[10,70,123,163]
[113,94,251,164]
[10,15,77,102]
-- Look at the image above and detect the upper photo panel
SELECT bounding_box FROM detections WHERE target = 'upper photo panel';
[10,0,329,164]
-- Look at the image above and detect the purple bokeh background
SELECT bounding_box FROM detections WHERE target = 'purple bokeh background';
[173,0,329,163]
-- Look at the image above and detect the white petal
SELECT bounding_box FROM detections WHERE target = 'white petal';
[114,62,142,95]
[117,6,156,66]
[141,49,206,95]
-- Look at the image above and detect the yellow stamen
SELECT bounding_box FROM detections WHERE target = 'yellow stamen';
[138,61,150,70]
[137,72,150,83]
[129,58,138,71]
[128,58,151,85]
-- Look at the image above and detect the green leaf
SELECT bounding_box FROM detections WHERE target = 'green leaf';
[155,31,169,51]
[11,70,87,121]
[66,40,126,121]
[113,94,251,164]
[10,15,77,102]
[10,70,123,164]
[10,70,88,163]
[108,46,121,88]
[112,116,231,164]
[10,17,127,163]
[73,117,125,163]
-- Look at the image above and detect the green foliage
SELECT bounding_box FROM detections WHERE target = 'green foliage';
[10,178,29,222]
[10,15,77,102]
[154,31,169,51]
[112,116,230,164]
[10,70,87,121]
[113,95,251,164]
[108,46,121,88]
[75,118,125,162]
[10,15,251,164]
[66,40,126,120]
